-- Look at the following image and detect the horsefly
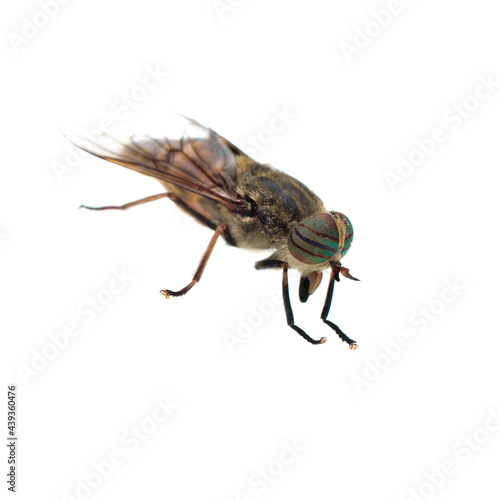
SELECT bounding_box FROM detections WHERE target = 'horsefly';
[68,116,359,347]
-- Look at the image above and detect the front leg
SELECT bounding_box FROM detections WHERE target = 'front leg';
[320,264,358,349]
[254,258,284,270]
[281,263,327,345]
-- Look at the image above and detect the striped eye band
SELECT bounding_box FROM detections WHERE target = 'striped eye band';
[288,212,354,265]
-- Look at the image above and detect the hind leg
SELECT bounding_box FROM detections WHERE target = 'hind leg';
[80,193,168,211]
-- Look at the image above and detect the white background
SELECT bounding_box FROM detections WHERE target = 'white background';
[2,1,500,499]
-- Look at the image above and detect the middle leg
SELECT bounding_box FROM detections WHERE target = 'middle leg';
[160,222,227,298]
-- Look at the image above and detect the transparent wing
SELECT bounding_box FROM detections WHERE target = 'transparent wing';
[66,116,252,213]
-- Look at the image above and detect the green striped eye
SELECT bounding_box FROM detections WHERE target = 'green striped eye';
[287,212,354,266]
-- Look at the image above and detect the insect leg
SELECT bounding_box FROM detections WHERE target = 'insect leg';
[165,193,237,247]
[320,266,358,349]
[80,191,237,247]
[255,259,284,270]
[165,192,218,230]
[160,223,226,298]
[281,263,327,345]
[80,193,168,211]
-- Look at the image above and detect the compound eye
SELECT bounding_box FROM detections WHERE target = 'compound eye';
[287,213,340,265]
[288,212,354,265]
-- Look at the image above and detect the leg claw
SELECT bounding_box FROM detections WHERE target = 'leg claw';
[160,290,171,299]
[349,342,358,350]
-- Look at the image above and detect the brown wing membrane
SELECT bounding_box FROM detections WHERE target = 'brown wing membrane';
[66,117,252,213]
